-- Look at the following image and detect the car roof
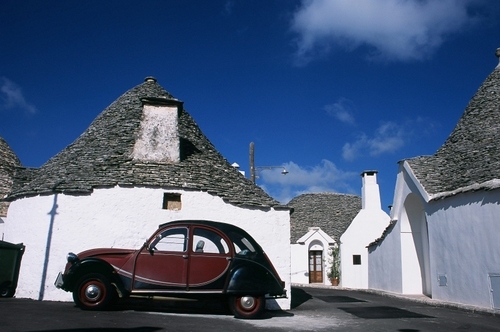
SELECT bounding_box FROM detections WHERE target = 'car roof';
[158,220,261,248]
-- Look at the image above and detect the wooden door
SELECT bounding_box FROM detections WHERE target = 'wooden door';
[309,250,323,283]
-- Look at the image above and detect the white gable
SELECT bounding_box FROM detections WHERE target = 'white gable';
[297,227,335,245]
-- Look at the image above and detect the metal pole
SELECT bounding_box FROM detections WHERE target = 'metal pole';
[249,142,255,183]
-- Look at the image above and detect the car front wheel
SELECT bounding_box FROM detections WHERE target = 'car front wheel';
[229,295,265,319]
[73,273,114,310]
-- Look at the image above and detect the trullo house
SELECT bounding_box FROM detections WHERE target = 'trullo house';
[368,49,500,310]
[2,77,291,309]
[289,192,360,286]
[0,137,21,236]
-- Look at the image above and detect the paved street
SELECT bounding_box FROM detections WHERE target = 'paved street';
[2,286,500,331]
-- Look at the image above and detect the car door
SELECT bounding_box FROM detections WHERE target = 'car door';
[187,226,232,290]
[132,226,188,290]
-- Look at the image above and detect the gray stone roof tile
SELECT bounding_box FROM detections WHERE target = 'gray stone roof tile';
[0,137,21,216]
[6,79,283,208]
[406,53,500,199]
[288,192,361,243]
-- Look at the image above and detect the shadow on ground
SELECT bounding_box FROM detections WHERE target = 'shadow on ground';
[291,287,313,309]
[338,306,434,319]
[109,296,231,316]
[96,295,294,320]
[31,328,161,332]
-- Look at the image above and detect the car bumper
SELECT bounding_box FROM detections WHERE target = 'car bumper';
[54,272,64,289]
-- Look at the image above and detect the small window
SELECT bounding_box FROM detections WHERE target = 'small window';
[353,255,361,265]
[163,193,181,210]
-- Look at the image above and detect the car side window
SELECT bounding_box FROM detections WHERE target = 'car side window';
[152,227,187,252]
[192,228,229,254]
[228,231,257,256]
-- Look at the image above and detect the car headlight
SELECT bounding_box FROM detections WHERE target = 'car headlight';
[67,252,78,264]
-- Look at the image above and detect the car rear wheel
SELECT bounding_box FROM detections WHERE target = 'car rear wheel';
[73,273,114,310]
[229,295,265,319]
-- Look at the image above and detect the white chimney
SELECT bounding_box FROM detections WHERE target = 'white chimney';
[361,170,381,210]
[132,89,183,163]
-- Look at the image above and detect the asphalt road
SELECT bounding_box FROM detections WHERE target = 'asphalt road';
[2,286,500,331]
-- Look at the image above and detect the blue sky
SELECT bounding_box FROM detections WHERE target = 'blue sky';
[1,0,499,209]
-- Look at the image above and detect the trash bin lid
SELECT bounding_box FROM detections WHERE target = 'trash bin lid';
[0,240,25,250]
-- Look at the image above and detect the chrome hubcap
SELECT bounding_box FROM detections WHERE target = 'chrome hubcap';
[84,284,101,301]
[240,296,255,310]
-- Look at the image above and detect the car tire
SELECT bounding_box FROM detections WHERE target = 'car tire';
[73,273,114,310]
[229,295,265,319]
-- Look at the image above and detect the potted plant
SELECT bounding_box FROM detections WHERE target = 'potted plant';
[327,245,340,286]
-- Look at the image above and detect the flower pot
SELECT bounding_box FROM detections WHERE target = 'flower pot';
[330,278,339,286]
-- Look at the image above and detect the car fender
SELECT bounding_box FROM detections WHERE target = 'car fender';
[225,260,282,295]
[63,258,126,296]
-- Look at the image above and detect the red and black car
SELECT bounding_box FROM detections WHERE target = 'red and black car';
[55,220,286,318]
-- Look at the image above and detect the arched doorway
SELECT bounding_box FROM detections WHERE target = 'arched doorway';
[400,194,431,296]
[309,241,324,283]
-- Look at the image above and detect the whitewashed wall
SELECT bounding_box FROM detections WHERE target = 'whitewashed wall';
[368,219,403,293]
[3,186,291,309]
[426,189,500,308]
[369,163,500,310]
[340,209,389,289]
[368,167,426,294]
[290,244,309,284]
[0,217,4,240]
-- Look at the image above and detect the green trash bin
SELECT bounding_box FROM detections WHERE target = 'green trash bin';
[0,240,25,297]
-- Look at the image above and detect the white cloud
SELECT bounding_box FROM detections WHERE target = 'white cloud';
[342,121,407,161]
[291,0,479,64]
[0,77,37,114]
[257,159,358,203]
[324,98,356,125]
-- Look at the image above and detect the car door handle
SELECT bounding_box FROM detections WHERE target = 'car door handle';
[226,257,232,261]
[183,255,188,259]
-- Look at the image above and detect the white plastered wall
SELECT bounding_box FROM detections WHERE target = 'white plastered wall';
[291,243,309,284]
[368,164,427,294]
[368,219,403,293]
[369,161,500,309]
[340,209,389,289]
[0,217,4,240]
[3,186,291,309]
[426,189,500,308]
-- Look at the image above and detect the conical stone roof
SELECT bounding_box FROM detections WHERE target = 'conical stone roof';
[406,49,500,200]
[0,137,21,216]
[288,192,361,243]
[6,78,282,208]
